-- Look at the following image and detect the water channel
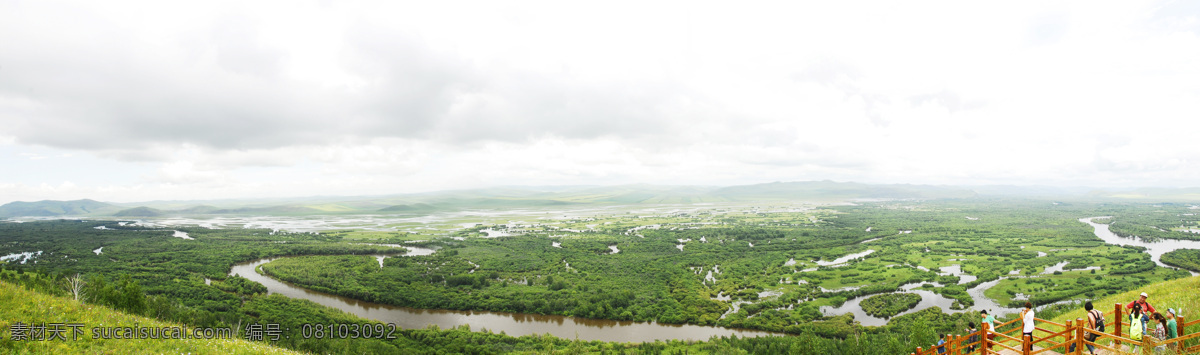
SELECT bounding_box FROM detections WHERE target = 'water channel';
[819,216,1200,325]
[820,285,958,326]
[1079,217,1200,276]
[814,249,875,266]
[230,247,781,342]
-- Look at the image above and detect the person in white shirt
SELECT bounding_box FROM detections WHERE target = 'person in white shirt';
[1021,302,1036,353]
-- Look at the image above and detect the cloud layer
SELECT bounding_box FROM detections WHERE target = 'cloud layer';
[2,1,1200,202]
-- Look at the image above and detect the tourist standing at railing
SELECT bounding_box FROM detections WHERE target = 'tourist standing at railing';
[964,322,978,353]
[1020,302,1035,354]
[1165,308,1179,353]
[1126,292,1156,333]
[936,333,946,354]
[981,310,997,350]
[1071,301,1103,355]
[1129,303,1147,353]
[1086,301,1104,354]
[1151,312,1173,353]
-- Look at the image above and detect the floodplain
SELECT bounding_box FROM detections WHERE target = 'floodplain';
[3,198,1199,353]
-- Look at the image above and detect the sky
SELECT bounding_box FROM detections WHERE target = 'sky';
[2,1,1200,204]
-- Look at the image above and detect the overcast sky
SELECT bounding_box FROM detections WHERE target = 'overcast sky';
[2,1,1199,203]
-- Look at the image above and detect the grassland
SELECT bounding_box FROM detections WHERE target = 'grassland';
[0,281,297,354]
[1048,275,1197,325]
[1047,275,1200,350]
[321,230,431,241]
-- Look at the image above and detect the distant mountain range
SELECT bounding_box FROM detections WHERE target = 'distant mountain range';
[710,181,976,200]
[0,199,122,217]
[1,181,1197,218]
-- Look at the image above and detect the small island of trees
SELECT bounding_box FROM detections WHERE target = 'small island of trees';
[860,293,922,318]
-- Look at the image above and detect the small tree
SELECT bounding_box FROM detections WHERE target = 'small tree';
[64,273,86,302]
[118,275,147,315]
[909,316,936,350]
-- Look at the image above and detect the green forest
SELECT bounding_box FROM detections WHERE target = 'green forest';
[1105,211,1200,241]
[1161,249,1200,272]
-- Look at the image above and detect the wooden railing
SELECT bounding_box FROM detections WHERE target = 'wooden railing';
[910,303,1196,355]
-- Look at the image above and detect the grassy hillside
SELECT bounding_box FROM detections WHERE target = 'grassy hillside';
[378,203,438,212]
[0,281,297,354]
[113,206,165,217]
[1049,275,1198,327]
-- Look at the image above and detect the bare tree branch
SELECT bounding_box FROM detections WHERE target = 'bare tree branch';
[64,273,86,302]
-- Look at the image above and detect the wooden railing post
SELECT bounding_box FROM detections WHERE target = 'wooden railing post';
[1141,334,1152,355]
[1070,319,1080,355]
[915,346,922,355]
[981,323,991,355]
[1114,303,1123,348]
[1070,319,1080,350]
[1178,315,1188,352]
[1022,330,1031,355]
[976,331,983,355]
[1075,318,1085,355]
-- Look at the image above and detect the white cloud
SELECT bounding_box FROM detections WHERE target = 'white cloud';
[2,0,1200,203]
[151,161,232,185]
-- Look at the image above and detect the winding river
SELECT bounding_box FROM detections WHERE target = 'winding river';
[229,247,782,342]
[820,216,1200,325]
[1079,217,1200,276]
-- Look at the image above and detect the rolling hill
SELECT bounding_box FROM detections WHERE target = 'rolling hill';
[712,181,978,200]
[0,199,119,218]
[113,206,166,217]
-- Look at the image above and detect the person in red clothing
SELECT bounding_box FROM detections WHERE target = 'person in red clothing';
[1127,292,1157,313]
[1126,292,1156,332]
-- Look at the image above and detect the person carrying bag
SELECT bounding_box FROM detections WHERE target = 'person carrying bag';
[1129,303,1146,353]
[1072,301,1104,354]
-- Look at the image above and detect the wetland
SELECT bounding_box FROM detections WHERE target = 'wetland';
[3,198,1199,352]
